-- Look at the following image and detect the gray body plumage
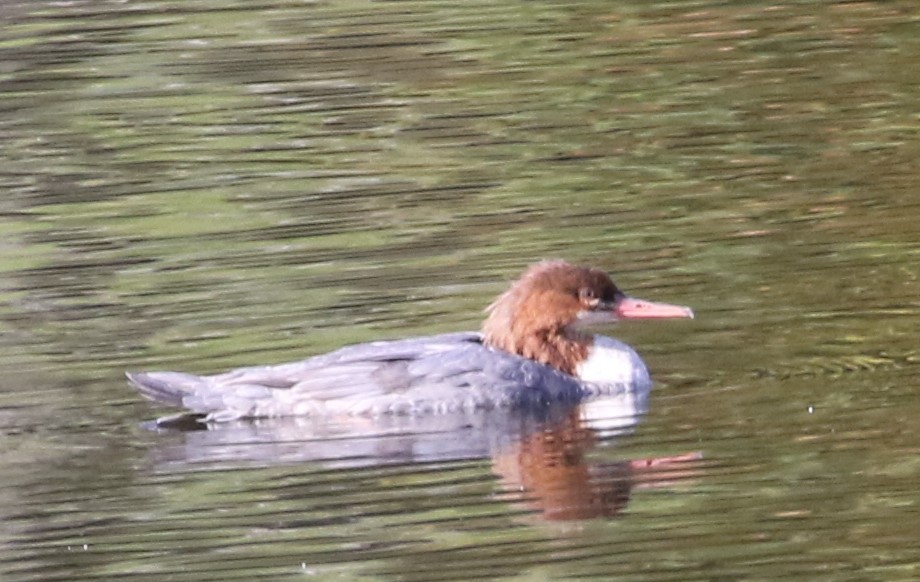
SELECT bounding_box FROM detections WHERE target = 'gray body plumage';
[128,332,651,423]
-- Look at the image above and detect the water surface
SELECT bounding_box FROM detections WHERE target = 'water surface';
[2,1,919,580]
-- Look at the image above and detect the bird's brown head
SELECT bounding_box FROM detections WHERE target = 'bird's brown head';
[481,260,693,375]
[481,261,622,372]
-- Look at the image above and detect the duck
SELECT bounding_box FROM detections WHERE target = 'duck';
[128,260,693,423]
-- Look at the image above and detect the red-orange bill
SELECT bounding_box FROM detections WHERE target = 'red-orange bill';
[615,297,694,320]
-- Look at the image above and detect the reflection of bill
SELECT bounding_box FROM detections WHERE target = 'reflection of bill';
[492,409,703,521]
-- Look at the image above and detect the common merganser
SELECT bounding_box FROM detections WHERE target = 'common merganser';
[128,260,693,423]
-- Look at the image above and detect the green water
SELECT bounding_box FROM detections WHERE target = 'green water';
[2,1,919,580]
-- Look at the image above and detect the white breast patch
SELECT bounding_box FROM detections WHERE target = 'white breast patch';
[575,335,650,387]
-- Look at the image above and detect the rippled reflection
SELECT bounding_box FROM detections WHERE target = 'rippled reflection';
[148,395,702,522]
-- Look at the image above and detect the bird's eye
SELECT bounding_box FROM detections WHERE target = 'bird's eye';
[578,287,596,301]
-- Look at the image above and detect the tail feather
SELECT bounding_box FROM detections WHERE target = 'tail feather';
[126,371,207,408]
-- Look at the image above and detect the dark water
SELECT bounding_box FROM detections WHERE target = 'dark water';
[2,0,919,580]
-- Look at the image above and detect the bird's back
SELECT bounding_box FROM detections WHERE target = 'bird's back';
[128,332,609,423]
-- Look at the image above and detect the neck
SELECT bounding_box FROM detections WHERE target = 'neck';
[483,324,593,376]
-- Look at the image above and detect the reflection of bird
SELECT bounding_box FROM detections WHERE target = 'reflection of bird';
[129,260,692,423]
[493,410,633,520]
[493,410,704,521]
